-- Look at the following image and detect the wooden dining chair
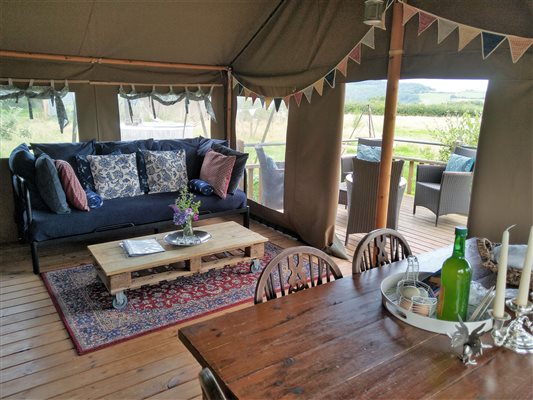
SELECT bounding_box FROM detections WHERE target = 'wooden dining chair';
[254,246,343,304]
[198,367,227,400]
[352,228,412,274]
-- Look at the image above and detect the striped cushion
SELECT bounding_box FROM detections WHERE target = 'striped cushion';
[200,150,236,199]
[55,160,89,211]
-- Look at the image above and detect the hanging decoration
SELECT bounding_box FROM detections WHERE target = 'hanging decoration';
[0,79,70,132]
[401,2,533,63]
[118,85,216,123]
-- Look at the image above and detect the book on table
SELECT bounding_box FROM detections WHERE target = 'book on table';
[121,238,165,257]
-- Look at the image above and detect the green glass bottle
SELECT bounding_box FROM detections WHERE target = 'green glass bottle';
[436,226,472,321]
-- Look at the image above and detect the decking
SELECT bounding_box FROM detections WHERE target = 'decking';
[0,196,466,399]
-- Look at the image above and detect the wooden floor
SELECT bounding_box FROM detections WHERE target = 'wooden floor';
[0,195,466,399]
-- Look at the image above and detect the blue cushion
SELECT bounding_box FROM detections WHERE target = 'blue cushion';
[188,179,214,196]
[95,139,153,155]
[8,143,47,210]
[85,189,103,209]
[136,150,149,193]
[29,189,247,242]
[75,154,96,191]
[31,140,95,169]
[34,154,70,214]
[445,153,475,172]
[357,144,381,162]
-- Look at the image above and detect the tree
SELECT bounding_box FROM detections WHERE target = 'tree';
[433,111,481,161]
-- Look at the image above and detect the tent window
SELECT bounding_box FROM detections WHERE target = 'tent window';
[117,88,213,140]
[0,91,78,158]
[236,97,288,212]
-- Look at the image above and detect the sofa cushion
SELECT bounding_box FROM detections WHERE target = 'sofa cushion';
[55,160,89,211]
[95,139,153,155]
[75,154,96,191]
[150,137,200,179]
[8,143,47,210]
[31,140,95,169]
[29,189,247,242]
[200,150,236,199]
[445,153,475,172]
[188,179,214,196]
[87,153,142,199]
[142,150,188,194]
[35,154,70,214]
[211,143,248,194]
[85,189,103,209]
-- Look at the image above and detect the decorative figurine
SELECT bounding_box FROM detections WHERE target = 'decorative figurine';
[448,316,492,365]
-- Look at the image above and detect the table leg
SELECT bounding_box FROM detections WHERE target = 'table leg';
[112,291,128,310]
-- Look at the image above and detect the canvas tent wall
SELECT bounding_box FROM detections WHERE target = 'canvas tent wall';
[0,0,531,245]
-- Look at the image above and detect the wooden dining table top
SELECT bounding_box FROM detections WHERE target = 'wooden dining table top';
[178,239,533,399]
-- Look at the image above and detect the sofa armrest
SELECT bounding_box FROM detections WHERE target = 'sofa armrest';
[12,174,34,239]
[416,164,446,184]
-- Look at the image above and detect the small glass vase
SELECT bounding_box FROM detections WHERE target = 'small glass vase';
[182,218,194,238]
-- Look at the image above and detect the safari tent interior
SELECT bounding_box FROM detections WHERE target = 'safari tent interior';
[0,1,532,399]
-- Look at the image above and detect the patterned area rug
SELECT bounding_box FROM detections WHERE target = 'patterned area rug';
[42,242,281,355]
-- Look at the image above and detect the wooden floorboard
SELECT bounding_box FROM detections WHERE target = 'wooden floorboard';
[0,199,465,399]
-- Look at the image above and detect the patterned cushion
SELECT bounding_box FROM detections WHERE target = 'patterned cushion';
[188,179,214,196]
[75,154,96,191]
[87,153,142,200]
[445,153,475,172]
[85,189,103,209]
[136,150,150,193]
[357,144,381,162]
[55,160,89,211]
[35,154,70,214]
[200,150,236,199]
[142,150,188,194]
[211,143,249,194]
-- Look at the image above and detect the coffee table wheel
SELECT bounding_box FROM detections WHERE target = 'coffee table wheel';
[113,291,128,310]
[250,259,261,273]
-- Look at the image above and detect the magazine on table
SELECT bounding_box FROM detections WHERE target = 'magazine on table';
[121,238,165,257]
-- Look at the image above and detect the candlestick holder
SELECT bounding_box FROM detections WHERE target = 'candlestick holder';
[502,299,533,354]
[489,310,511,346]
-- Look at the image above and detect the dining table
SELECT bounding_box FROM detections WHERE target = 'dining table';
[178,239,533,399]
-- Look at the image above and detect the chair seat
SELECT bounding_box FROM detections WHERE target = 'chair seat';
[416,182,441,191]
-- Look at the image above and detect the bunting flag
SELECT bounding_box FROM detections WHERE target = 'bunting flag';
[232,77,239,88]
[348,43,362,64]
[418,12,437,36]
[243,87,251,100]
[264,97,273,110]
[336,57,349,77]
[302,86,314,103]
[251,92,258,104]
[361,26,375,49]
[402,3,418,26]
[404,3,532,63]
[313,78,324,96]
[437,19,457,44]
[259,97,265,107]
[481,32,507,59]
[235,83,244,96]
[283,96,290,107]
[274,98,282,111]
[508,35,533,63]
[293,91,303,107]
[324,70,336,88]
[457,24,481,51]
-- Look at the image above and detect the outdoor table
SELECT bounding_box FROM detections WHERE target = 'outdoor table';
[178,239,533,399]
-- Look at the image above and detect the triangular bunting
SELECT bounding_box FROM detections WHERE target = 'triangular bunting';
[302,86,314,103]
[336,57,349,77]
[481,32,507,59]
[232,77,239,89]
[251,92,258,105]
[402,3,418,26]
[386,0,394,8]
[283,96,291,107]
[293,91,303,107]
[259,97,265,107]
[274,98,282,112]
[324,70,336,88]
[348,43,362,64]
[361,27,375,49]
[508,35,533,63]
[458,24,481,51]
[418,12,437,36]
[235,83,244,96]
[313,78,325,96]
[264,97,273,110]
[243,88,251,100]
[437,18,458,44]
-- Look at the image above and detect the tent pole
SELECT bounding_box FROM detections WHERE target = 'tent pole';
[226,69,233,146]
[0,50,229,72]
[375,1,405,228]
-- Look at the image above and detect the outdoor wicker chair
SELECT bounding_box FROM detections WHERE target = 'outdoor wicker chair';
[352,228,412,274]
[255,145,284,210]
[254,246,343,304]
[345,158,405,245]
[413,146,477,226]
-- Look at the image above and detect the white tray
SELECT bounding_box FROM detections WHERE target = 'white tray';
[381,272,493,335]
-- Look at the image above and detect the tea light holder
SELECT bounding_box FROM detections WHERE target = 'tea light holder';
[488,310,511,346]
[502,299,533,354]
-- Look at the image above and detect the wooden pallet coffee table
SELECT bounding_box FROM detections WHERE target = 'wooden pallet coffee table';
[88,221,268,309]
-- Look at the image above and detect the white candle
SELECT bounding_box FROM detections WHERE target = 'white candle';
[516,226,533,306]
[493,226,512,318]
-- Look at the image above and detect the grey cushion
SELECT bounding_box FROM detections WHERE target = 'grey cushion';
[8,143,47,210]
[31,140,95,169]
[211,143,248,194]
[35,154,70,214]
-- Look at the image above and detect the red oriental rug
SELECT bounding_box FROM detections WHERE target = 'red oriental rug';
[42,242,281,355]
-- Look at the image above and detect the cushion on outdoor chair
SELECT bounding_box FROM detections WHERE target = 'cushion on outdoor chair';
[445,153,475,172]
[357,144,381,162]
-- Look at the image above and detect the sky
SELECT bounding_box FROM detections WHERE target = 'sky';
[403,79,489,92]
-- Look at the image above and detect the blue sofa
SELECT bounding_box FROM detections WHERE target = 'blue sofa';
[9,137,249,274]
